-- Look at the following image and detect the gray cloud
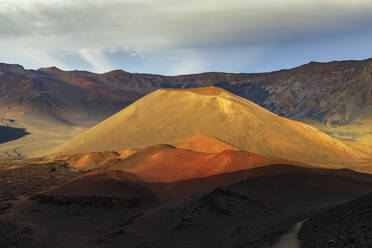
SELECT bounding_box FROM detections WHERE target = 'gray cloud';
[0,0,372,74]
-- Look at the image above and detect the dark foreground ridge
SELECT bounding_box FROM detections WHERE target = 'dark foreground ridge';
[300,192,372,248]
[1,165,372,247]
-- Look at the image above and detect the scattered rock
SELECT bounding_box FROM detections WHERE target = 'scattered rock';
[0,161,84,202]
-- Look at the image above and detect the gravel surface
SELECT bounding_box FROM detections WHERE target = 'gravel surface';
[0,160,84,247]
[299,192,372,248]
[0,160,84,202]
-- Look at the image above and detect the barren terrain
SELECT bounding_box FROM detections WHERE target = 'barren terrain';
[1,164,372,248]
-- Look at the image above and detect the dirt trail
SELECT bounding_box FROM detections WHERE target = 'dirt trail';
[273,221,304,248]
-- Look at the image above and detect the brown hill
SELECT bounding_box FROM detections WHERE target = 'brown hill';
[55,87,372,169]
[0,63,139,159]
[0,64,139,126]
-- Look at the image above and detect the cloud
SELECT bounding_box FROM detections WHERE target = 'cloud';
[79,49,113,73]
[0,0,372,74]
[168,52,205,75]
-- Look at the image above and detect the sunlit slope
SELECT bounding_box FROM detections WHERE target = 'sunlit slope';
[55,87,372,165]
[301,117,372,145]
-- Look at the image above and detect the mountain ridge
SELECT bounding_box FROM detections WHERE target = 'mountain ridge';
[2,58,372,125]
[2,58,372,159]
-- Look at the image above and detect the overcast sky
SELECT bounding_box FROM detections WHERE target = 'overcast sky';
[1,0,372,75]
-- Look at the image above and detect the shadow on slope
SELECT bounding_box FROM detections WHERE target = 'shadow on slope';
[0,126,29,144]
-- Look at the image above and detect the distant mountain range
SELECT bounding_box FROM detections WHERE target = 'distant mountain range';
[0,63,139,126]
[1,58,372,159]
[1,58,372,126]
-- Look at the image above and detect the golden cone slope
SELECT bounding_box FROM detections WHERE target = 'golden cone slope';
[173,134,240,153]
[55,87,372,167]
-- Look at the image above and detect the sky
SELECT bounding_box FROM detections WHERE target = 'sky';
[1,0,372,75]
